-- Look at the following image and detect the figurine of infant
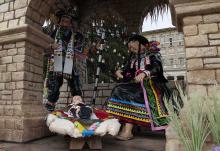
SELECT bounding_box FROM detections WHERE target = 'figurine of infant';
[68,96,93,119]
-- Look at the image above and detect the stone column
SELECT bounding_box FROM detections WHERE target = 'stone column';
[166,0,220,150]
[0,25,53,142]
[0,0,56,142]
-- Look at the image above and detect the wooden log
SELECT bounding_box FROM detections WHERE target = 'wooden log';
[87,136,102,150]
[69,136,102,150]
[69,137,85,150]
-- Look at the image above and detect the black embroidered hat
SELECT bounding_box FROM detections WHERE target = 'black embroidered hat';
[128,34,149,46]
[55,7,78,21]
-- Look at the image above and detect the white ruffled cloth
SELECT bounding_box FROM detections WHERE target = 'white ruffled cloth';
[46,111,121,138]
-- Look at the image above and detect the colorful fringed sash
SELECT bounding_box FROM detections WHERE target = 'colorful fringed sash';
[141,80,168,131]
[53,28,75,79]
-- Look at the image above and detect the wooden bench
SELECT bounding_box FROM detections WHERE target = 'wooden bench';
[69,136,102,150]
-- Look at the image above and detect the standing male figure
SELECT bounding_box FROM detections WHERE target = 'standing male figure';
[44,9,83,111]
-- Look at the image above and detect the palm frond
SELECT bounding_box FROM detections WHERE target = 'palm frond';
[143,0,169,21]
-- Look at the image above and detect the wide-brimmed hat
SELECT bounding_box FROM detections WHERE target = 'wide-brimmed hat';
[128,34,149,46]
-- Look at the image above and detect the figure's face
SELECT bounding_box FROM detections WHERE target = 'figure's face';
[72,96,83,105]
[59,16,72,29]
[128,40,139,53]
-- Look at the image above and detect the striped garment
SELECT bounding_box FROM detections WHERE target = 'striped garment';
[106,79,169,129]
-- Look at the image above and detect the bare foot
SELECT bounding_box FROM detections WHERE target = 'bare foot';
[116,133,134,141]
[116,123,134,140]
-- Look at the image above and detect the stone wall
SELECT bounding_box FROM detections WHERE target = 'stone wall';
[183,13,220,96]
[183,12,220,151]
[0,30,53,142]
[56,80,185,109]
[0,0,27,30]
[167,0,220,150]
[56,83,116,109]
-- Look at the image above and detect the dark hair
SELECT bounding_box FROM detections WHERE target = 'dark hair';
[138,43,141,69]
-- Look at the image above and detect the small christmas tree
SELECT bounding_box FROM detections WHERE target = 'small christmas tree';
[84,17,129,83]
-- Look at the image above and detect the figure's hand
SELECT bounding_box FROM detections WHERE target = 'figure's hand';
[115,70,123,80]
[51,43,60,50]
[96,42,101,50]
[134,73,146,83]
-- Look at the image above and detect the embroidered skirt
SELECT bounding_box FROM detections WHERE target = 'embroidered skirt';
[106,79,170,130]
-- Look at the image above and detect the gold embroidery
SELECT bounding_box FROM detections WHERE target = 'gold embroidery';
[149,80,164,117]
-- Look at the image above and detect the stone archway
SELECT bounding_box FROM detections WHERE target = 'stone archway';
[79,1,126,33]
[0,0,170,143]
[0,0,184,144]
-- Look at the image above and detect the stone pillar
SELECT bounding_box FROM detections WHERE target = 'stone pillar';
[165,126,184,151]
[166,0,220,150]
[0,0,56,142]
[0,25,53,142]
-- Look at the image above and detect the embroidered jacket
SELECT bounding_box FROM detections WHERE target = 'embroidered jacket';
[122,52,167,83]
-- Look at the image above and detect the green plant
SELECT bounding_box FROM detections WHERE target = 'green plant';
[207,87,220,146]
[165,87,210,151]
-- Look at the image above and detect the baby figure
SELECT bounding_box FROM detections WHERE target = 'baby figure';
[68,96,93,119]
